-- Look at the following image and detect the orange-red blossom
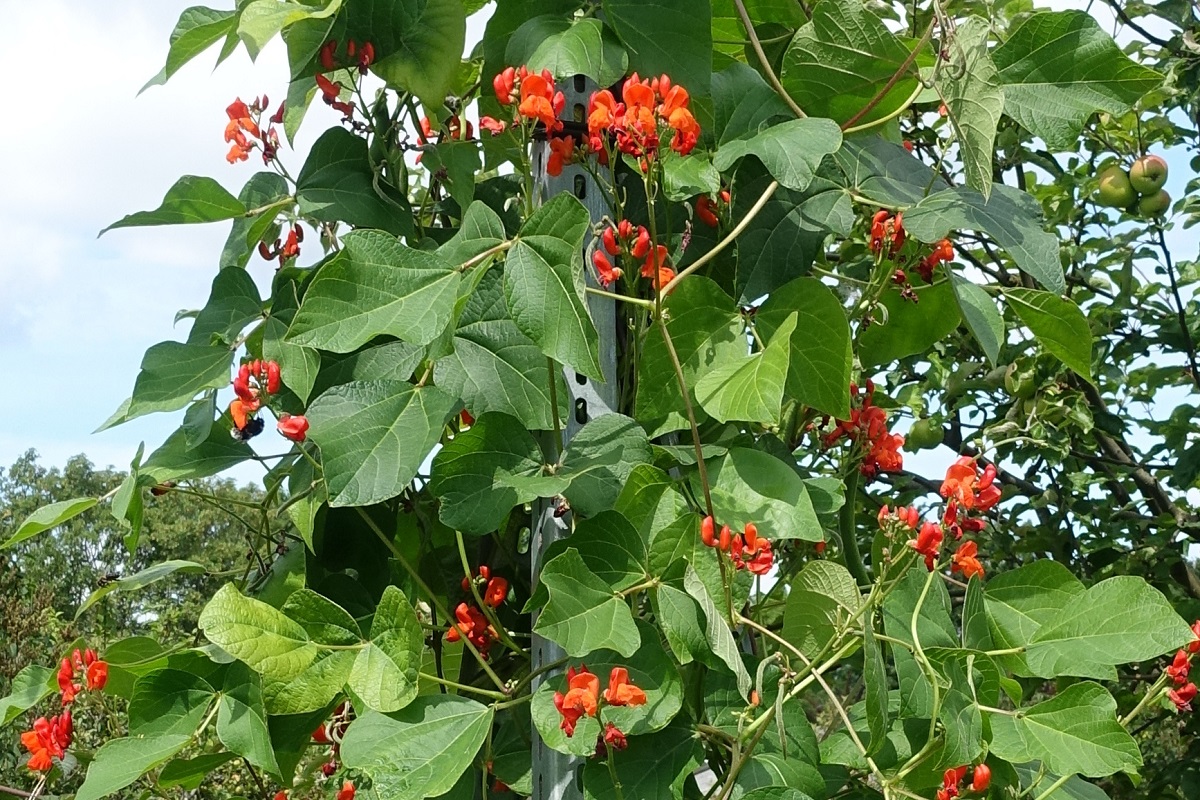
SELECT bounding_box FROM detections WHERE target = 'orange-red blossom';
[21,712,71,772]
[554,665,647,738]
[586,72,700,161]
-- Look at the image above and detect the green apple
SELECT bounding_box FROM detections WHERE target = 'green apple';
[1095,165,1135,208]
[906,418,944,450]
[1137,188,1171,217]
[1129,154,1168,194]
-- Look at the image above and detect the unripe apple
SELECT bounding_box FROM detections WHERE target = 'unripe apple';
[1094,165,1135,208]
[906,418,944,450]
[1137,188,1171,217]
[1129,154,1168,194]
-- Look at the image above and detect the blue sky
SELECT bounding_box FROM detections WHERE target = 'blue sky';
[0,0,1179,488]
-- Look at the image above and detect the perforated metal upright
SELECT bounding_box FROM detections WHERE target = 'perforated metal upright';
[529,74,618,800]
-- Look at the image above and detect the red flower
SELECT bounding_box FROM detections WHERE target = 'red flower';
[460,409,475,427]
[602,722,628,751]
[554,665,600,736]
[950,541,984,580]
[1167,649,1191,685]
[700,515,716,548]
[445,602,496,656]
[319,39,337,71]
[824,382,905,477]
[336,780,356,800]
[1170,681,1197,711]
[479,115,507,135]
[494,67,517,106]
[917,238,955,283]
[277,414,310,442]
[640,245,675,289]
[518,71,564,130]
[730,523,773,575]
[868,210,906,257]
[86,659,108,691]
[483,576,509,608]
[909,522,943,570]
[20,712,71,772]
[603,667,648,707]
[547,135,575,177]
[357,41,375,73]
[57,658,80,704]
[592,249,623,288]
[266,361,282,394]
[970,764,991,793]
[1189,620,1200,654]
[941,457,1000,511]
[696,195,720,227]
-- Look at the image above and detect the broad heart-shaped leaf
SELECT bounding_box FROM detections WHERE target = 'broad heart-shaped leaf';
[435,268,568,431]
[782,587,843,659]
[1,497,97,549]
[310,341,425,399]
[527,510,650,612]
[125,342,233,421]
[77,560,206,618]
[832,135,946,207]
[581,719,703,800]
[859,280,961,367]
[142,420,253,482]
[156,752,238,789]
[1025,576,1194,678]
[602,0,713,95]
[992,11,1164,150]
[534,548,641,658]
[146,6,237,87]
[904,185,1065,294]
[984,560,1087,675]
[296,127,411,236]
[188,266,263,346]
[287,230,460,351]
[220,171,289,269]
[504,193,603,381]
[987,682,1140,778]
[0,665,55,725]
[635,276,745,434]
[101,176,245,234]
[936,17,1004,198]
[429,412,544,535]
[217,662,280,777]
[951,274,1004,366]
[347,586,423,713]
[1005,288,1093,381]
[199,584,322,681]
[711,62,793,147]
[685,564,752,700]
[525,16,628,87]
[75,733,192,800]
[780,0,920,129]
[263,590,361,714]
[863,621,890,756]
[340,697,493,800]
[532,619,684,756]
[757,277,852,418]
[307,381,456,507]
[237,0,341,55]
[704,447,823,541]
[713,119,843,191]
[560,413,653,517]
[696,312,795,425]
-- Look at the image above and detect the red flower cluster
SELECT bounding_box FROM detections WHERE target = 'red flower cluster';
[462,565,509,608]
[230,359,281,435]
[311,701,352,776]
[446,602,499,657]
[869,210,905,258]
[547,135,577,177]
[21,712,71,773]
[587,73,700,165]
[57,647,107,705]
[319,38,375,75]
[878,504,921,531]
[1166,629,1200,711]
[592,219,677,290]
[316,73,356,119]
[917,238,954,283]
[492,66,566,132]
[224,96,284,164]
[696,190,730,227]
[258,223,304,267]
[937,763,989,800]
[700,516,774,575]
[553,665,646,740]
[940,457,1001,512]
[822,381,904,478]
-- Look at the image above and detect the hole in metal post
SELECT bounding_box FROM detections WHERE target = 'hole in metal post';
[574,398,588,424]
[574,74,586,93]
[574,175,586,199]
[574,372,587,386]
[573,103,585,123]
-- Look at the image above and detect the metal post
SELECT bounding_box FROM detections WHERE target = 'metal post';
[530,74,618,800]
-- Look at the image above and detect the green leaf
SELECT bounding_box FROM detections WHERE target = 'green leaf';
[311,341,425,398]
[238,0,342,54]
[936,17,1003,198]
[653,578,709,665]
[705,447,823,542]
[635,276,746,434]
[435,269,567,431]
[344,0,466,105]
[340,697,494,799]
[199,584,319,681]
[288,231,460,351]
[951,274,1004,366]
[711,62,793,147]
[984,561,1086,674]
[602,0,713,94]
[904,185,1065,294]
[188,267,263,346]
[988,682,1141,778]
[863,621,889,756]
[1014,763,1112,800]
[142,422,252,482]
[1005,288,1093,380]
[129,671,214,739]
[780,0,920,128]
[526,17,628,87]
[157,753,238,789]
[77,560,206,618]
[126,342,233,421]
[101,638,171,700]
[182,393,217,451]
[560,414,653,517]
[0,665,54,726]
[348,586,423,713]
[264,317,320,406]
[307,381,456,507]
[527,510,651,612]
[992,11,1164,150]
[1025,576,1194,678]
[2,497,97,549]
[534,549,641,658]
[217,663,281,777]
[757,277,852,418]
[685,564,752,699]
[793,560,860,611]
[661,152,722,202]
[581,720,703,800]
[713,119,843,191]
[430,412,544,535]
[262,590,361,714]
[859,280,961,367]
[151,7,238,86]
[220,171,290,269]
[75,734,192,800]
[504,194,603,380]
[296,127,411,236]
[102,176,245,234]
[696,312,794,425]
[832,135,944,207]
[421,140,481,210]
[782,587,843,659]
[962,576,993,651]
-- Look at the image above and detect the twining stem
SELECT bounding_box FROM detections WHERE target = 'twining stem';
[606,746,626,800]
[892,569,942,782]
[841,21,934,131]
[659,180,780,296]
[420,671,508,700]
[546,356,563,463]
[732,0,806,119]
[0,785,34,798]
[354,507,507,692]
[839,466,871,588]
[458,239,514,273]
[657,316,713,517]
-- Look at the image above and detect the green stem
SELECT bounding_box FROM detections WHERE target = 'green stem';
[732,0,805,119]
[420,672,508,700]
[546,356,563,463]
[606,745,626,800]
[839,466,871,588]
[455,531,525,655]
